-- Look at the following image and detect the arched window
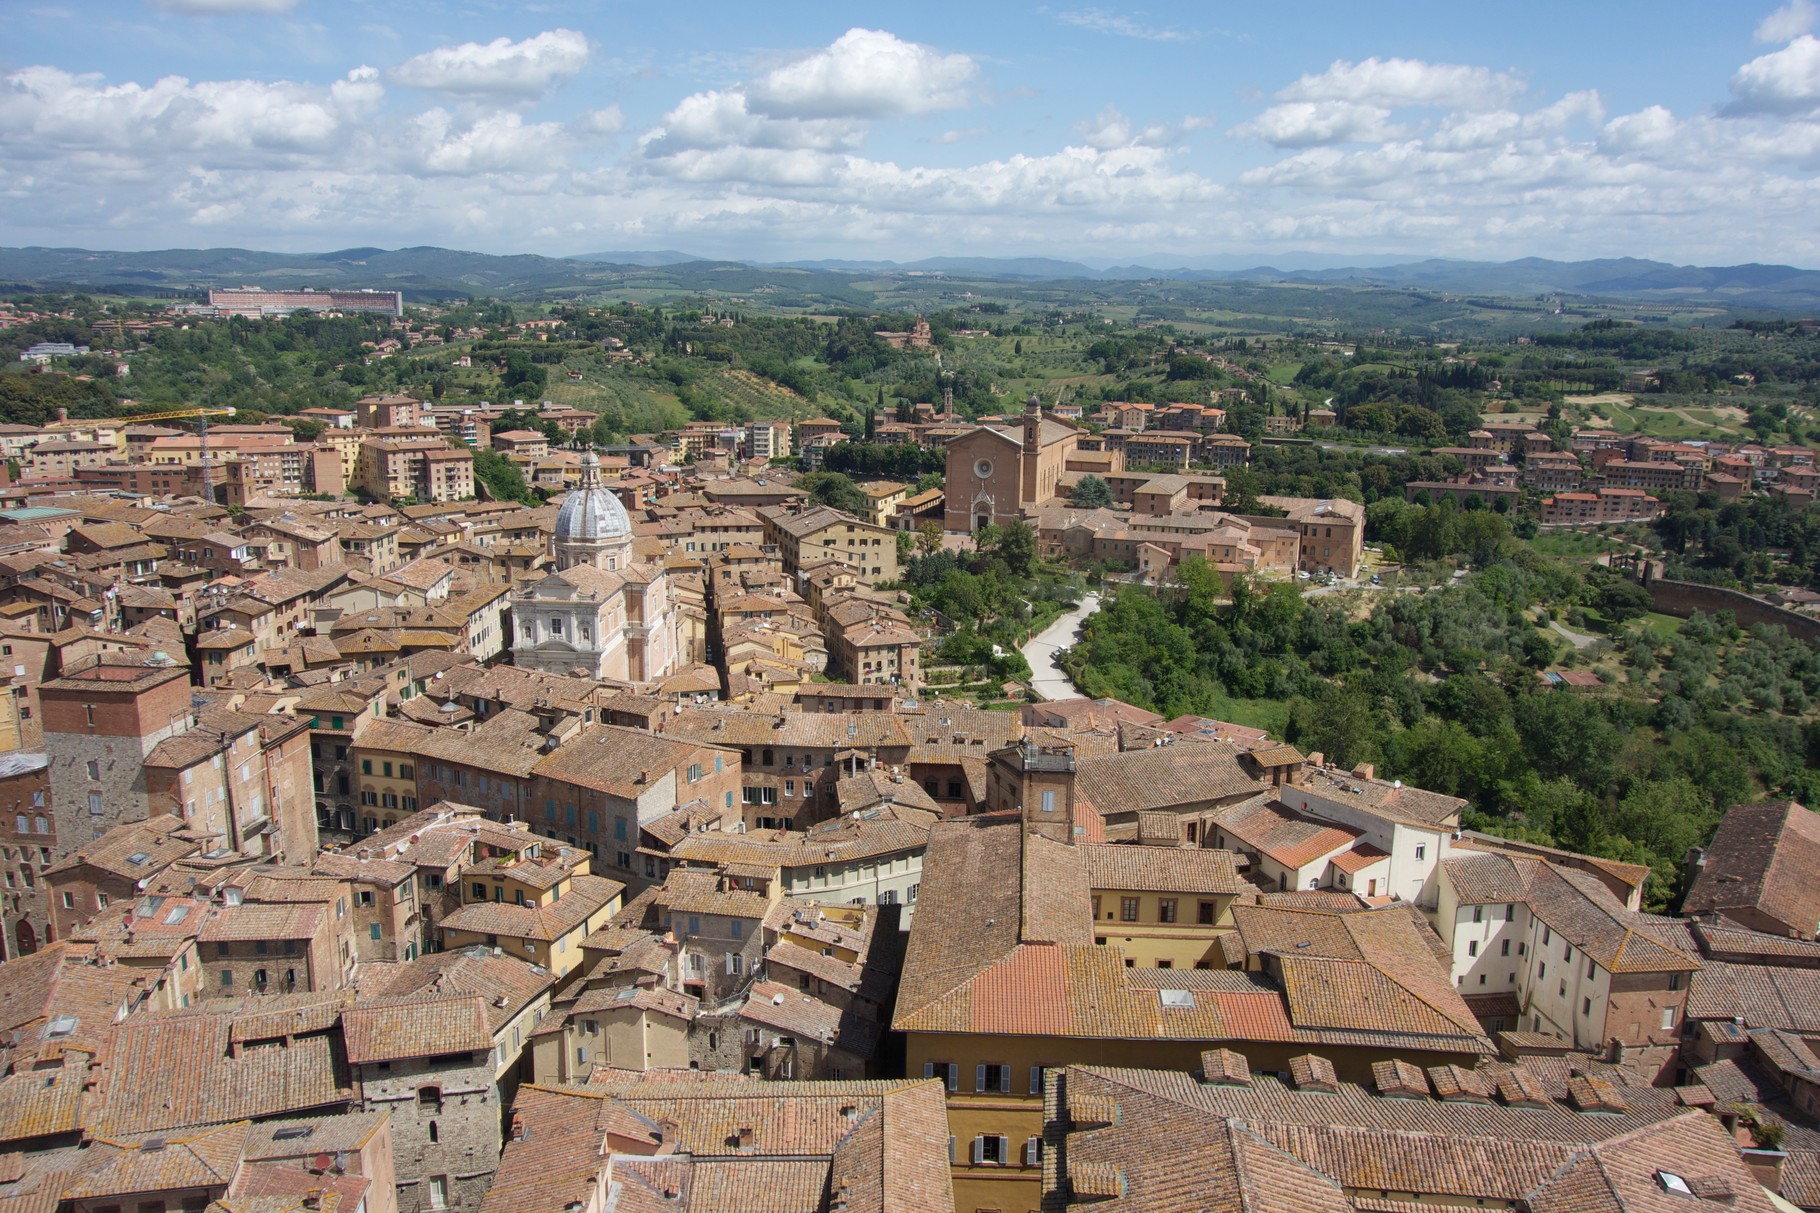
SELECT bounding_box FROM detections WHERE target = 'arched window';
[428,1120,439,1143]
[946,780,963,799]
[761,748,774,767]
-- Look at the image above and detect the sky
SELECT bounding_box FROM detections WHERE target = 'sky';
[5,1,1820,266]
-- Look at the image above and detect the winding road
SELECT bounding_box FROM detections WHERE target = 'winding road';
[1550,620,1601,650]
[1021,592,1101,701]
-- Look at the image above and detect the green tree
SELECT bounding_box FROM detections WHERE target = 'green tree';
[471,447,540,505]
[1289,681,1384,770]
[1071,475,1113,509]
[984,519,1038,579]
[794,471,870,515]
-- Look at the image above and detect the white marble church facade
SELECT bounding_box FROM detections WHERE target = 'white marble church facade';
[510,452,681,683]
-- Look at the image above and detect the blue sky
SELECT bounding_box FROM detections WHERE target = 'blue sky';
[5,1,1820,265]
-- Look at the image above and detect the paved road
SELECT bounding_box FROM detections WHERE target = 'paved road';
[1551,620,1600,650]
[1022,592,1101,701]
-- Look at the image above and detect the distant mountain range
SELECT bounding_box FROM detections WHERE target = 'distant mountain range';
[2,244,1818,310]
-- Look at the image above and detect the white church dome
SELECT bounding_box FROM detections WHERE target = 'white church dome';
[553,452,631,542]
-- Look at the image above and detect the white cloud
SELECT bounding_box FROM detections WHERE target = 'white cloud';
[1726,34,1820,114]
[1277,56,1524,111]
[573,106,625,136]
[920,126,989,144]
[1758,0,1818,42]
[149,0,301,12]
[391,29,590,99]
[1234,101,1401,148]
[640,29,975,165]
[407,110,565,175]
[746,28,976,119]
[641,89,863,156]
[0,64,382,161]
[1054,9,1196,43]
[1599,105,1682,157]
[1424,92,1604,152]
[1077,106,1208,149]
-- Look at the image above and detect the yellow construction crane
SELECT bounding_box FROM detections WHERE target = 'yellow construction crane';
[119,405,237,501]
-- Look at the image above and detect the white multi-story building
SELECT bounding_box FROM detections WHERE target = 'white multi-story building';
[1437,842,1696,1080]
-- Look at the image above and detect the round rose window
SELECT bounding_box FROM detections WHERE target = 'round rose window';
[974,458,994,479]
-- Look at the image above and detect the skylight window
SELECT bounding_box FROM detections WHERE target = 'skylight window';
[1656,1172,1692,1196]
[127,852,151,866]
[1159,990,1195,1009]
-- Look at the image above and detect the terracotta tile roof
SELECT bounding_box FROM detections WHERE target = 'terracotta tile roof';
[439,873,622,942]
[570,984,698,1023]
[1440,852,1533,904]
[0,942,152,1075]
[739,980,879,1055]
[1082,843,1246,894]
[238,1109,389,1159]
[42,814,200,882]
[197,903,327,943]
[1060,1063,1753,1213]
[1684,800,1820,936]
[532,725,731,797]
[1329,842,1390,874]
[651,869,773,920]
[1293,764,1467,829]
[1200,1048,1252,1086]
[359,947,552,1031]
[92,1002,353,1135]
[1076,740,1266,817]
[1254,891,1370,912]
[0,1062,90,1146]
[1687,957,1820,1031]
[1693,917,1820,962]
[662,816,929,872]
[764,939,887,1002]
[1231,904,1492,1050]
[1212,794,1360,870]
[341,993,493,1063]
[144,710,309,770]
[483,1077,953,1213]
[68,1121,253,1199]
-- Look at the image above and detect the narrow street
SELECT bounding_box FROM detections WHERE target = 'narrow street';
[1021,592,1101,701]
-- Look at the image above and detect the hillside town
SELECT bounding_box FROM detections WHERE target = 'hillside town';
[0,375,1810,1213]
